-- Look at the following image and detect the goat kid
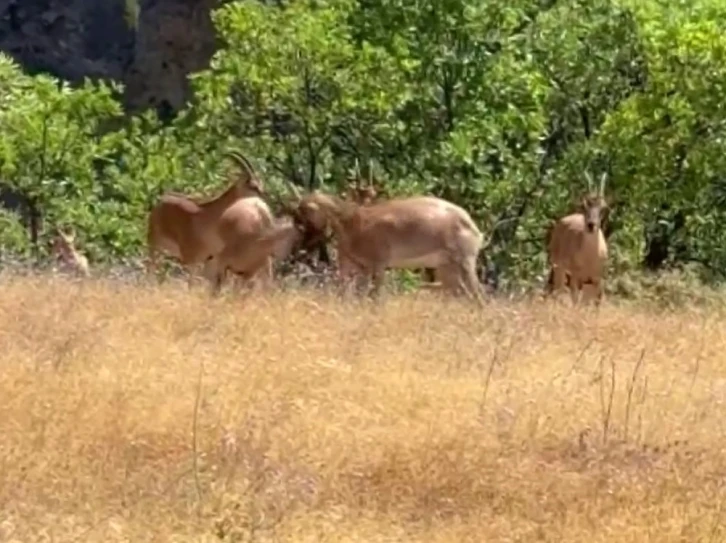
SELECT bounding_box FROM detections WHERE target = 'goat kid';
[51,228,90,278]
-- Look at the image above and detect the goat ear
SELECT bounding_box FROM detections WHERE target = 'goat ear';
[57,227,71,242]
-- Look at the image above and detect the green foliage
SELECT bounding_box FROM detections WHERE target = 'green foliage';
[0,53,126,260]
[597,0,726,277]
[192,0,410,192]
[0,209,29,257]
[1,0,726,293]
[610,267,726,310]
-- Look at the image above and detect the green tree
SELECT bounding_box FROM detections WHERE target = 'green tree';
[0,53,125,260]
[2,0,726,290]
[190,0,410,193]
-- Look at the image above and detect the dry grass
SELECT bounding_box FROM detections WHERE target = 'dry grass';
[2,274,726,542]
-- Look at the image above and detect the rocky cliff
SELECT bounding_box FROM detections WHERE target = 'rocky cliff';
[0,0,219,117]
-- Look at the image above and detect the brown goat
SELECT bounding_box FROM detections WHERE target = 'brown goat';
[307,167,436,291]
[205,217,304,295]
[545,172,610,305]
[337,171,380,288]
[342,180,437,289]
[287,185,485,302]
[146,151,271,284]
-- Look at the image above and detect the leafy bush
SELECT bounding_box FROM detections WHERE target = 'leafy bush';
[1,0,726,294]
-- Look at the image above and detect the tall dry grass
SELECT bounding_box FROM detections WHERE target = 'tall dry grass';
[1,274,726,542]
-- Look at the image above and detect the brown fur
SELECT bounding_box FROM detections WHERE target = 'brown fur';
[337,181,379,287]
[146,151,270,284]
[545,191,610,305]
[289,188,484,302]
[205,217,304,294]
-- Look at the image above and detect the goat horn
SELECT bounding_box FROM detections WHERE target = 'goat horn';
[599,172,607,196]
[584,171,593,192]
[59,228,74,243]
[354,158,361,188]
[226,150,256,180]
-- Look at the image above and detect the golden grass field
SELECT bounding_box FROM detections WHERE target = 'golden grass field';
[2,274,726,542]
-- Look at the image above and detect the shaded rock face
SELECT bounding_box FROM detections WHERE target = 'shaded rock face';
[0,0,219,117]
[124,0,218,117]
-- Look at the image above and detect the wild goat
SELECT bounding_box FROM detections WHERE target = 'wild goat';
[50,228,90,277]
[204,217,304,295]
[146,151,272,284]
[274,166,381,289]
[337,172,380,287]
[310,168,437,291]
[286,184,485,302]
[545,172,610,305]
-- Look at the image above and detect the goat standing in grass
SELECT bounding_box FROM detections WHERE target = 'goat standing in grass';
[545,172,610,305]
[303,163,440,294]
[287,183,485,303]
[146,151,271,286]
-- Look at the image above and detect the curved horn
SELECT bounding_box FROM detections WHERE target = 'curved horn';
[226,150,257,181]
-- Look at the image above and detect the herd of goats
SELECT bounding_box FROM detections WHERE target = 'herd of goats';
[47,151,611,306]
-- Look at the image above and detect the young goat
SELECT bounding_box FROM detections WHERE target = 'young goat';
[51,228,90,277]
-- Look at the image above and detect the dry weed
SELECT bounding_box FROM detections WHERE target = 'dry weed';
[1,275,726,542]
